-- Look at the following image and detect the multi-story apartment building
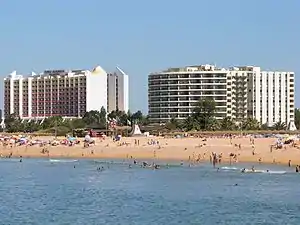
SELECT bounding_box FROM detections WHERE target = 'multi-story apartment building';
[3,65,129,119]
[107,67,129,113]
[148,65,228,121]
[148,64,295,129]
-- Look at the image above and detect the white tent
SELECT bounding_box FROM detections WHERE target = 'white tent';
[130,124,142,136]
[287,121,297,131]
[0,117,5,129]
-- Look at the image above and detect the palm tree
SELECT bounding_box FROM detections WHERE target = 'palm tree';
[260,123,270,130]
[241,118,260,130]
[272,121,286,130]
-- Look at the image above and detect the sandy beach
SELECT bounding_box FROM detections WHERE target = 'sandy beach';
[1,135,300,167]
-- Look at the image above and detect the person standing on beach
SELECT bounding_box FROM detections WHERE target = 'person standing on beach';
[288,160,291,167]
[212,153,217,168]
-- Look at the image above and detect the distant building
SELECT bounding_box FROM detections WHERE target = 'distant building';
[148,64,295,128]
[3,65,129,119]
[107,67,129,113]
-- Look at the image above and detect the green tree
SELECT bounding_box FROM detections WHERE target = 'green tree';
[68,118,86,129]
[272,121,286,130]
[24,120,41,132]
[141,115,150,126]
[82,107,107,128]
[107,110,130,126]
[4,113,23,132]
[99,107,107,126]
[183,116,196,131]
[241,118,260,130]
[165,117,181,130]
[260,123,270,130]
[42,116,64,129]
[220,117,235,130]
[131,110,143,123]
[192,98,216,130]
[206,117,220,131]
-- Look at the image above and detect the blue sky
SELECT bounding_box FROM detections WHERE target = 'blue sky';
[0,0,299,113]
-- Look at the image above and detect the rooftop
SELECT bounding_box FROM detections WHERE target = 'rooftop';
[150,65,294,75]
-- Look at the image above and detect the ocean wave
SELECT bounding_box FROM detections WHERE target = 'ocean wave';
[49,159,78,163]
[242,169,286,174]
[221,166,240,170]
[263,170,286,174]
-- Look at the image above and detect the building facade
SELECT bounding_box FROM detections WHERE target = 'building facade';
[148,65,295,128]
[3,65,129,119]
[107,67,129,113]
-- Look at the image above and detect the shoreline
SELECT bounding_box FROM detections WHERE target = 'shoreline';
[2,153,293,168]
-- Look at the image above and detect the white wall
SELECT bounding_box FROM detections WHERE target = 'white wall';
[107,74,117,112]
[252,70,293,126]
[117,73,129,112]
[19,79,23,117]
[86,66,108,112]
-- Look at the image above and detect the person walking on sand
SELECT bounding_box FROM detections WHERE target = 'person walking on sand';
[212,153,217,168]
[288,160,291,167]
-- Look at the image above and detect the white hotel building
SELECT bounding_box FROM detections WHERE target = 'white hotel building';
[3,65,129,119]
[148,65,295,129]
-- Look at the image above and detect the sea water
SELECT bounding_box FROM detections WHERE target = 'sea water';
[0,158,300,225]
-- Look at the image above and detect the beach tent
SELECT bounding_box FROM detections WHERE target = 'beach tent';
[286,121,297,131]
[130,124,142,136]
